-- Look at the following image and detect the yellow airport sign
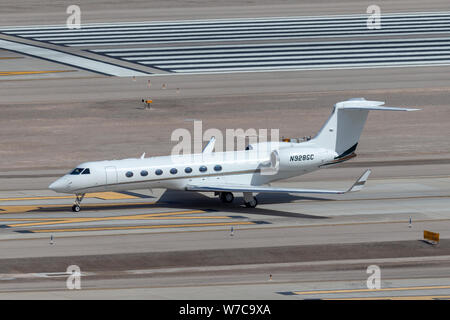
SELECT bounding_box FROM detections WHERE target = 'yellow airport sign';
[424,230,439,243]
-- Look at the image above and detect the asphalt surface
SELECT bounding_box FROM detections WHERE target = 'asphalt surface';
[0,0,450,299]
[0,166,449,299]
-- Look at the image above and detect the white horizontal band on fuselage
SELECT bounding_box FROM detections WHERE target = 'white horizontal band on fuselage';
[71,168,261,193]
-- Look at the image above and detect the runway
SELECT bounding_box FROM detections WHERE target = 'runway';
[92,37,450,73]
[1,0,450,300]
[3,11,450,76]
[4,12,450,46]
[0,164,449,299]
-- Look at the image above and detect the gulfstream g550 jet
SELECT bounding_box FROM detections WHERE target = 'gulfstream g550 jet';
[49,98,419,212]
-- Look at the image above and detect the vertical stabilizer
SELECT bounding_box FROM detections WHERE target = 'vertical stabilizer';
[311,98,419,158]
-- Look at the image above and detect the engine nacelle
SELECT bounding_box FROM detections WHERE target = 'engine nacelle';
[270,147,335,171]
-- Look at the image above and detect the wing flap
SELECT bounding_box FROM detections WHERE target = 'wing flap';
[186,169,371,195]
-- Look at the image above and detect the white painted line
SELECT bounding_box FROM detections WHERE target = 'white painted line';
[0,39,149,77]
[62,31,450,46]
[122,47,450,61]
[44,26,450,43]
[1,11,450,30]
[91,37,450,53]
[32,24,450,41]
[80,61,450,77]
[157,55,450,69]
[10,19,450,37]
[168,61,450,73]
[137,52,450,65]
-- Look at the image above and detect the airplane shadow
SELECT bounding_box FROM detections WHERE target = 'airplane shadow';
[27,191,330,219]
[157,190,330,219]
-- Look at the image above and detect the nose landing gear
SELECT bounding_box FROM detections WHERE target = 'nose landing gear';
[72,193,85,213]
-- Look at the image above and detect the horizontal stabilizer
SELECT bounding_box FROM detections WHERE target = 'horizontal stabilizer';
[339,105,420,111]
[186,169,371,195]
[335,98,420,111]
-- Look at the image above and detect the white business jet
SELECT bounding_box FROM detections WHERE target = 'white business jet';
[49,98,418,212]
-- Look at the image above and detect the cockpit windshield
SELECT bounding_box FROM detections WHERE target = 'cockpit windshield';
[70,168,84,175]
[70,168,91,175]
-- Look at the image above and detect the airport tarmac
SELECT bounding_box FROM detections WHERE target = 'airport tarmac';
[0,164,449,299]
[1,0,450,300]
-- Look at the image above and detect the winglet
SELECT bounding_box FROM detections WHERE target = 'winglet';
[203,137,216,154]
[347,169,371,192]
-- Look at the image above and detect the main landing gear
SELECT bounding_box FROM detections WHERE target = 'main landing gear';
[219,192,234,203]
[217,192,258,208]
[72,193,85,213]
[243,192,258,208]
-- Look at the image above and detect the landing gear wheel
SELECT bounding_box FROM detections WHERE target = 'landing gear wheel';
[244,196,258,208]
[219,192,234,203]
[71,193,85,213]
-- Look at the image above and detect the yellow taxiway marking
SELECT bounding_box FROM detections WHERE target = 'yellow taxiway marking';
[0,57,22,60]
[0,201,156,214]
[0,70,76,76]
[0,217,76,221]
[8,216,230,228]
[0,214,227,222]
[8,210,209,228]
[293,285,450,295]
[127,216,229,219]
[29,221,255,233]
[0,205,43,213]
[87,192,143,200]
[0,192,139,202]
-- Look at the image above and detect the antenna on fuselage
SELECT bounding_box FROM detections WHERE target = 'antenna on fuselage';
[202,137,216,154]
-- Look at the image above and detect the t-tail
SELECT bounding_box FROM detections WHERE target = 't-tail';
[311,98,419,166]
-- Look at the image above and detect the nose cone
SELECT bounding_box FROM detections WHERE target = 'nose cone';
[49,177,71,193]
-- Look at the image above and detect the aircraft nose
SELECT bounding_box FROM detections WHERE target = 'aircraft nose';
[49,177,71,193]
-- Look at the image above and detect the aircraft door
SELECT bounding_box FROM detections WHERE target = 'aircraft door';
[105,166,118,185]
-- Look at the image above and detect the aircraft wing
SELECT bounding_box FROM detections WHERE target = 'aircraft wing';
[186,169,371,195]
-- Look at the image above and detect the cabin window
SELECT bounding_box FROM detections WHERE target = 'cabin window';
[199,166,207,172]
[125,171,133,178]
[170,168,178,175]
[155,169,163,175]
[81,168,90,175]
[141,170,148,177]
[185,167,192,173]
[214,165,222,172]
[70,168,84,175]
